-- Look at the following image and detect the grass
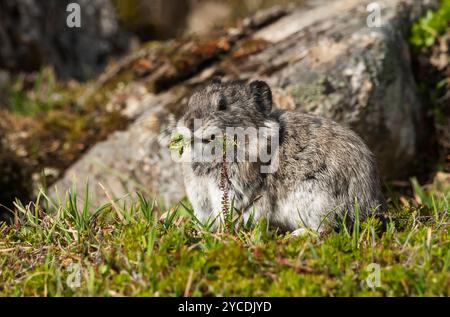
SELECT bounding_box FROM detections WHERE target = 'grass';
[7,68,58,116]
[0,179,448,297]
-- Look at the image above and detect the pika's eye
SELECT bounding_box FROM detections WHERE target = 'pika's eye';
[217,96,227,111]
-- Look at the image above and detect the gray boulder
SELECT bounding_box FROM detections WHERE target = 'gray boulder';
[0,0,130,80]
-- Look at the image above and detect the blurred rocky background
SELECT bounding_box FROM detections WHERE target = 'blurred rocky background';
[0,0,306,80]
[0,0,449,220]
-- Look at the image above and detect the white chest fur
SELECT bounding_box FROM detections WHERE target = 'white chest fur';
[184,163,339,234]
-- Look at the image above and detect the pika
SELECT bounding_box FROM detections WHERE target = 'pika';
[177,78,384,235]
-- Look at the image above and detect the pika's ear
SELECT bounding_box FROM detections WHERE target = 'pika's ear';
[216,95,227,111]
[249,80,272,114]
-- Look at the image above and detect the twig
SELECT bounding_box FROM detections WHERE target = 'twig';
[219,138,231,233]
[184,269,194,297]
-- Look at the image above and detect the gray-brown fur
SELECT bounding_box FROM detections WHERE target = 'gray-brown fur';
[179,79,384,234]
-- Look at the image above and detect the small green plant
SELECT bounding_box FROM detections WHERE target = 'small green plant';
[410,0,450,51]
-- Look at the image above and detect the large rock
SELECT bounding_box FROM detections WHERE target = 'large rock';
[0,0,130,80]
[52,0,437,206]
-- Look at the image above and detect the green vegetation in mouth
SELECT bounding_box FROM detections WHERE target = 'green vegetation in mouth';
[169,133,190,157]
[168,132,239,159]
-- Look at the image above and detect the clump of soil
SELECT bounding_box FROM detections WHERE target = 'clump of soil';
[0,131,32,222]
